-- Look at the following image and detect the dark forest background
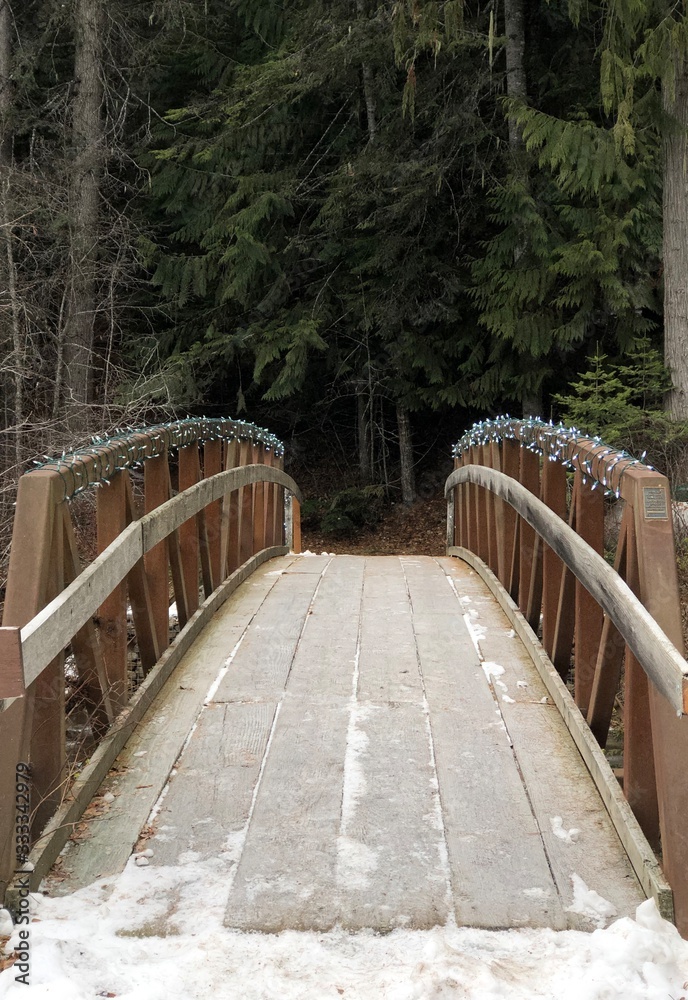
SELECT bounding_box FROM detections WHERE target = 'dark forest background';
[3,0,688,566]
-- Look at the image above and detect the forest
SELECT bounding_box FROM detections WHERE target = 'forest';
[1,0,688,565]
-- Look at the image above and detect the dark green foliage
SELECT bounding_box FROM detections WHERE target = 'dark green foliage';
[320,486,385,537]
[554,341,688,483]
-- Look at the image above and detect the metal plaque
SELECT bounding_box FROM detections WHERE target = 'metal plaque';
[643,486,669,520]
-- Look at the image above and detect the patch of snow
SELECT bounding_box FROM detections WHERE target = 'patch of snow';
[502,694,516,704]
[517,680,528,689]
[481,661,505,679]
[505,628,516,638]
[566,873,617,928]
[540,696,549,704]
[0,910,13,937]
[2,880,687,1000]
[550,816,580,844]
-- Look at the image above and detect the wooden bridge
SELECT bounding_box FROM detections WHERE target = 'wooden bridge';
[1,417,688,936]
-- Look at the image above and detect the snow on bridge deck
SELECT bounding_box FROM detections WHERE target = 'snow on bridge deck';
[47,554,644,932]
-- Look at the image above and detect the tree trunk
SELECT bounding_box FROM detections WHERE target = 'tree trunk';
[397,404,416,505]
[63,0,104,411]
[357,390,371,482]
[504,0,526,151]
[663,54,688,421]
[0,0,23,468]
[356,0,377,144]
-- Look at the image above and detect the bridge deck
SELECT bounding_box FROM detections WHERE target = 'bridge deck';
[48,554,644,931]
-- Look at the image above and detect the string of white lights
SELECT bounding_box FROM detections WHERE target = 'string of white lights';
[452,416,653,499]
[28,417,285,501]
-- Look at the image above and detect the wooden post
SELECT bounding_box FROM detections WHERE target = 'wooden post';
[573,473,604,714]
[221,439,239,577]
[0,471,62,898]
[541,458,567,657]
[501,440,520,597]
[517,448,540,616]
[178,444,201,615]
[144,451,170,654]
[239,439,256,564]
[203,439,223,588]
[62,508,113,736]
[274,453,285,547]
[252,443,267,554]
[625,471,688,934]
[96,470,129,712]
[292,496,302,553]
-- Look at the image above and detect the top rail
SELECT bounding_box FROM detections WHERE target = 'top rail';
[27,417,284,501]
[454,417,655,501]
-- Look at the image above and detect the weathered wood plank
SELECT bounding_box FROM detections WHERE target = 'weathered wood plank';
[224,695,349,932]
[335,700,451,931]
[403,558,566,929]
[448,560,645,928]
[213,569,324,702]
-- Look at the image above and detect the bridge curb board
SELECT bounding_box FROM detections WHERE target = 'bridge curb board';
[4,545,289,914]
[448,546,674,922]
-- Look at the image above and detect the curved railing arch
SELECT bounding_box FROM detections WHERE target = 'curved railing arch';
[446,416,688,933]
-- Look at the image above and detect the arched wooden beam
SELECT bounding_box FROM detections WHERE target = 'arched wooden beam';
[445,465,688,714]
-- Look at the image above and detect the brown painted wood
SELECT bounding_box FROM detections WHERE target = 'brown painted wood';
[573,471,605,715]
[96,470,129,712]
[474,446,489,564]
[30,504,66,836]
[0,628,24,698]
[587,517,629,749]
[252,444,267,554]
[238,440,255,565]
[144,452,170,655]
[221,439,240,578]
[123,478,161,675]
[292,497,302,553]
[203,439,223,588]
[61,508,113,735]
[525,531,543,632]
[541,458,567,657]
[178,445,201,616]
[273,454,285,548]
[264,449,275,548]
[518,447,540,616]
[501,439,520,597]
[484,444,499,575]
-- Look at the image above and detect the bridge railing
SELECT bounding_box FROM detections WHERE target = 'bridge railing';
[445,416,688,932]
[0,418,301,901]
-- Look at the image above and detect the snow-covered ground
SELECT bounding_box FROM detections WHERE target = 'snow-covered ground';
[1,857,687,1000]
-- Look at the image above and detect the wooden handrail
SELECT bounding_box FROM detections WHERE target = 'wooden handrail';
[5,465,301,700]
[445,465,688,713]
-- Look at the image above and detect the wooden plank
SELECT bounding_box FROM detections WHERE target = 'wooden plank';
[213,571,323,702]
[0,628,24,699]
[357,558,422,704]
[404,560,565,930]
[446,547,674,921]
[452,565,645,928]
[6,547,291,901]
[149,701,278,866]
[335,701,451,931]
[221,438,240,578]
[574,472,605,713]
[224,695,349,932]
